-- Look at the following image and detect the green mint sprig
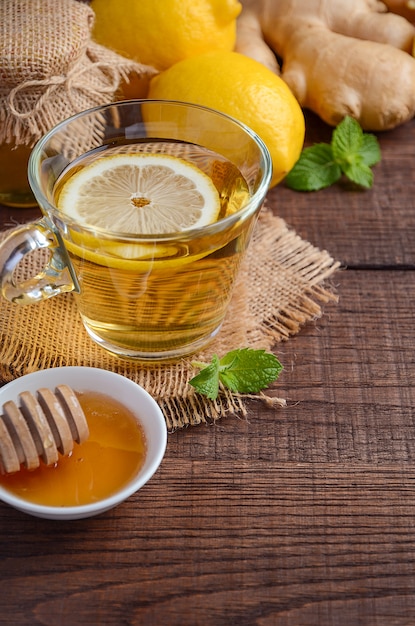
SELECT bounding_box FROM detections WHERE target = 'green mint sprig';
[189,348,283,400]
[285,116,381,191]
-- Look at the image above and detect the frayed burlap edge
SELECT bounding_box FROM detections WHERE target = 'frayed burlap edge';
[0,208,340,431]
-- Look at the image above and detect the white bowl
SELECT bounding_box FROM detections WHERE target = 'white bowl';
[0,367,167,520]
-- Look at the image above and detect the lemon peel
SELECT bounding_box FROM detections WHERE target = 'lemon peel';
[91,0,242,71]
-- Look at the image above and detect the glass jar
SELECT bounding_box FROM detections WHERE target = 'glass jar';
[0,141,37,207]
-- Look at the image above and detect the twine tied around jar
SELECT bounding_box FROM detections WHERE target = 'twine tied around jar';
[6,58,123,120]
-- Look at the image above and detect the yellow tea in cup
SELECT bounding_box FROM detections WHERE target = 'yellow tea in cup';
[52,141,252,357]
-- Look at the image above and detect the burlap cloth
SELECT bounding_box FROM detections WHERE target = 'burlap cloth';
[0,208,340,430]
[0,0,156,149]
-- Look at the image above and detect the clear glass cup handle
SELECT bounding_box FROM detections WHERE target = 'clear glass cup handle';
[0,218,79,305]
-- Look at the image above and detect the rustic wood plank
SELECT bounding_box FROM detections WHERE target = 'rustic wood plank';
[1,461,415,625]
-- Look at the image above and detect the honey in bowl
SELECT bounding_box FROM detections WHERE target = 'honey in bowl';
[0,391,147,507]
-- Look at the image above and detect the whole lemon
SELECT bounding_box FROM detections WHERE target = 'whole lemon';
[148,51,305,187]
[91,0,242,71]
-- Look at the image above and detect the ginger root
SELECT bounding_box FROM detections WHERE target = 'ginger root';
[235,0,415,130]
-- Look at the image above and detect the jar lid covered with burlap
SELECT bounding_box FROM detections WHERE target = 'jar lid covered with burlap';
[0,0,156,149]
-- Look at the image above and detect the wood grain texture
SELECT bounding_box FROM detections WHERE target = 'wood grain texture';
[1,114,415,625]
[1,462,415,625]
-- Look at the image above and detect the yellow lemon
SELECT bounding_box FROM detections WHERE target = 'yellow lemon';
[148,52,305,187]
[57,153,220,234]
[90,0,242,71]
[56,153,221,270]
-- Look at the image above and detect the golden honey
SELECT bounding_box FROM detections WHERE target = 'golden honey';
[0,391,147,507]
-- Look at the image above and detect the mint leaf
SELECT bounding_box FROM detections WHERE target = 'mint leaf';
[359,134,381,167]
[189,348,283,399]
[342,158,374,188]
[331,115,364,161]
[285,144,342,191]
[189,354,220,400]
[219,348,283,393]
[285,116,381,192]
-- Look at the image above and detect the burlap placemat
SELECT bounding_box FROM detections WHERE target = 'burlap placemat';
[0,208,340,430]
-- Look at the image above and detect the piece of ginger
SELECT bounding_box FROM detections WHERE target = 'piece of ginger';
[235,0,415,130]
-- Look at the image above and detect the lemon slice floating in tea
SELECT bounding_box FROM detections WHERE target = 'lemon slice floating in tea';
[56,153,221,234]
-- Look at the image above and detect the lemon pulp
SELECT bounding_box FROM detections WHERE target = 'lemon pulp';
[56,153,221,234]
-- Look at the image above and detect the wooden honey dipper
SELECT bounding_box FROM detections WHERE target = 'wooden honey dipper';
[0,385,89,475]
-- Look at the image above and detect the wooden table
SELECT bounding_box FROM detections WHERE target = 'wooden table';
[1,112,415,625]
